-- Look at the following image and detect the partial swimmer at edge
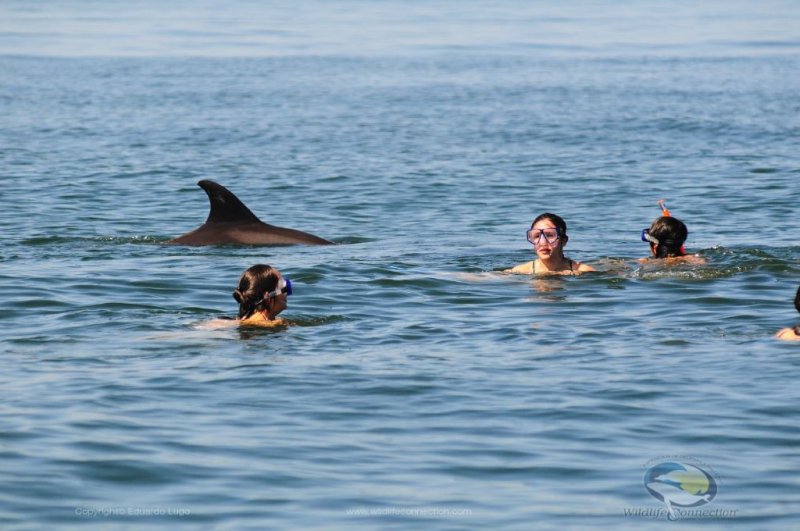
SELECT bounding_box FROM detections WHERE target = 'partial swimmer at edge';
[506,212,594,275]
[776,286,800,341]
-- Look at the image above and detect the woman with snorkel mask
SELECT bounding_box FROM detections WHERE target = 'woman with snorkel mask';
[232,264,292,326]
[198,264,292,330]
[202,264,293,329]
[507,213,594,275]
[640,200,705,264]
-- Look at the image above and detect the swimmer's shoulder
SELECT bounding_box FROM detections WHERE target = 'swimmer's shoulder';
[197,315,287,330]
[505,260,593,275]
[239,315,287,328]
[638,254,706,265]
[505,261,534,275]
[681,254,707,265]
[776,327,800,341]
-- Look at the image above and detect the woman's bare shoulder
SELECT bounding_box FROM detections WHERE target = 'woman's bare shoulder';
[680,254,707,265]
[505,261,534,275]
[776,327,800,341]
[193,316,287,331]
[239,316,288,328]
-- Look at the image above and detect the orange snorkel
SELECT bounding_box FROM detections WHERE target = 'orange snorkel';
[656,199,686,255]
[657,199,670,217]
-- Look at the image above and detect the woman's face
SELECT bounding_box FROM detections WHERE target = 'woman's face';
[530,218,564,261]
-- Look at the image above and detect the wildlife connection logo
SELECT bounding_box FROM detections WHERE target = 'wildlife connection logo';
[623,456,738,521]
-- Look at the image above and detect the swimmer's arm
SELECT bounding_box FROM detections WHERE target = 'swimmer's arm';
[575,262,595,272]
[505,261,534,274]
[195,317,239,330]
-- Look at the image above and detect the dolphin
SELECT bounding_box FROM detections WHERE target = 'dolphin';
[646,480,712,506]
[646,467,714,520]
[167,180,333,246]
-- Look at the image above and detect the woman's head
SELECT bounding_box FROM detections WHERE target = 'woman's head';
[645,216,688,258]
[527,212,568,260]
[232,264,287,319]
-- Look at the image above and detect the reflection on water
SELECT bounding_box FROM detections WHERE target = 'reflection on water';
[528,277,568,300]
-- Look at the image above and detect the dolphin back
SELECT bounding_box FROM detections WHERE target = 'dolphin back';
[167,180,333,246]
[199,180,261,224]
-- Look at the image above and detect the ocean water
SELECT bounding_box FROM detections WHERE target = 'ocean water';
[1,1,800,528]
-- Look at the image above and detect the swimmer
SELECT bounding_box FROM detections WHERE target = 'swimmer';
[640,201,705,264]
[233,264,291,326]
[506,213,594,275]
[202,264,292,329]
[775,286,800,341]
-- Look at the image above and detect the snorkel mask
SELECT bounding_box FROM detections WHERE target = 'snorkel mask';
[527,226,561,246]
[641,228,659,245]
[263,278,292,302]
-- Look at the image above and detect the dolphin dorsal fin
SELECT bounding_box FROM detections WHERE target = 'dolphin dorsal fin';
[198,180,263,224]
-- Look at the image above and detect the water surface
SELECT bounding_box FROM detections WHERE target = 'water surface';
[1,1,800,528]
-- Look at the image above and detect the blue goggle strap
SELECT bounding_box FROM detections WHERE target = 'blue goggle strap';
[641,229,660,245]
[264,278,292,300]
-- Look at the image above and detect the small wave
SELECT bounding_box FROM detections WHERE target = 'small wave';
[732,40,800,49]
[288,314,351,327]
[331,236,372,245]
[20,235,168,246]
[613,246,798,281]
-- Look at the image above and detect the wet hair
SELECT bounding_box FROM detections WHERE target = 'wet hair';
[232,264,280,319]
[648,216,688,258]
[793,286,800,335]
[794,286,800,314]
[531,212,569,244]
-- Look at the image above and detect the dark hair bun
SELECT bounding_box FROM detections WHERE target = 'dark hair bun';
[232,289,243,303]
